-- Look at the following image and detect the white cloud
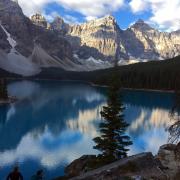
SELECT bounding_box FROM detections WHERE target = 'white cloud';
[18,0,124,20]
[18,0,49,16]
[43,11,60,22]
[42,11,80,24]
[64,15,80,24]
[0,129,98,169]
[16,0,180,31]
[86,16,98,21]
[129,0,149,13]
[129,0,180,31]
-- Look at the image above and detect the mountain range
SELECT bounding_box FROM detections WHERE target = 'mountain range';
[0,0,180,76]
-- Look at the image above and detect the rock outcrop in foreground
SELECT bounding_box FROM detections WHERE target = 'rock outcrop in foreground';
[158,144,180,179]
[56,144,180,180]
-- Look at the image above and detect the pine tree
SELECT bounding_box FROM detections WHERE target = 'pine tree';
[93,70,132,165]
[0,79,8,100]
[168,80,180,143]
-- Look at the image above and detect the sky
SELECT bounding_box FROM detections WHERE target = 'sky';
[17,0,180,32]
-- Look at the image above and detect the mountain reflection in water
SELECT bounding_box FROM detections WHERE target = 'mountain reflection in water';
[0,81,174,179]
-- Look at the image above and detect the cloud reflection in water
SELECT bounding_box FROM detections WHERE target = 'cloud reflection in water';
[0,81,174,178]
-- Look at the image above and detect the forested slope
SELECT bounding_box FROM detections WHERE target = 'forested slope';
[0,56,180,91]
[36,56,180,90]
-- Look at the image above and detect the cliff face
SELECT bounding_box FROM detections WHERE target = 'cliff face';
[124,20,180,59]
[30,13,51,30]
[0,0,34,56]
[68,18,180,61]
[51,16,69,34]
[0,0,180,75]
[68,16,126,60]
[0,0,75,76]
[0,0,72,58]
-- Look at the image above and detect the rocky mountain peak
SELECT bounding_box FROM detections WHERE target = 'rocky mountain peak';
[131,19,154,32]
[0,0,23,17]
[98,15,116,23]
[124,18,180,60]
[0,0,180,74]
[172,29,180,35]
[0,0,35,53]
[30,13,50,29]
[0,0,75,75]
[69,15,119,36]
[51,16,69,33]
[53,16,64,24]
[68,15,121,60]
[136,19,145,24]
[11,0,18,4]
[86,15,117,28]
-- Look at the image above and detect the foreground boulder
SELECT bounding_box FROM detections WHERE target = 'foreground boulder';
[65,155,96,178]
[157,143,180,179]
[55,143,180,180]
[56,153,166,180]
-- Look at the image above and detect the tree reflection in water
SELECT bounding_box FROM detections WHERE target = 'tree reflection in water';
[168,89,180,144]
[0,105,9,125]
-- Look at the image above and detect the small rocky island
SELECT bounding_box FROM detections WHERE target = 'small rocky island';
[55,143,180,180]
[0,79,16,104]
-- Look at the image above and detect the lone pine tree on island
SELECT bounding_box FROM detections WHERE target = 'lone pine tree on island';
[93,71,132,165]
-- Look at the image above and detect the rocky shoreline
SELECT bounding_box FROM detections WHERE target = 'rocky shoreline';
[55,144,180,180]
[0,96,17,105]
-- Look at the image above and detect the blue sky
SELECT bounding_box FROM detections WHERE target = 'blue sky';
[43,1,153,30]
[18,0,180,31]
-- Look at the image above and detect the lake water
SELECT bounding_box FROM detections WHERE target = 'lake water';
[0,80,175,179]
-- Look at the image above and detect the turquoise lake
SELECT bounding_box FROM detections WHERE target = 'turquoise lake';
[0,80,175,179]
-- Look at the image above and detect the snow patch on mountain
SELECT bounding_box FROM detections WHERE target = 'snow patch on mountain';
[74,54,148,69]
[0,23,17,50]
[118,59,149,66]
[0,23,40,76]
[0,23,86,75]
[73,54,112,70]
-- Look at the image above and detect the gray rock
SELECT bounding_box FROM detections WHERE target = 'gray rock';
[65,155,96,177]
[51,16,69,34]
[30,13,50,29]
[125,20,180,60]
[157,143,180,179]
[57,153,167,180]
[0,0,180,74]
[68,15,123,61]
[0,0,73,69]
[67,16,180,61]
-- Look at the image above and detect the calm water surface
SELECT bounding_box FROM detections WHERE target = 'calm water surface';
[0,80,174,179]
